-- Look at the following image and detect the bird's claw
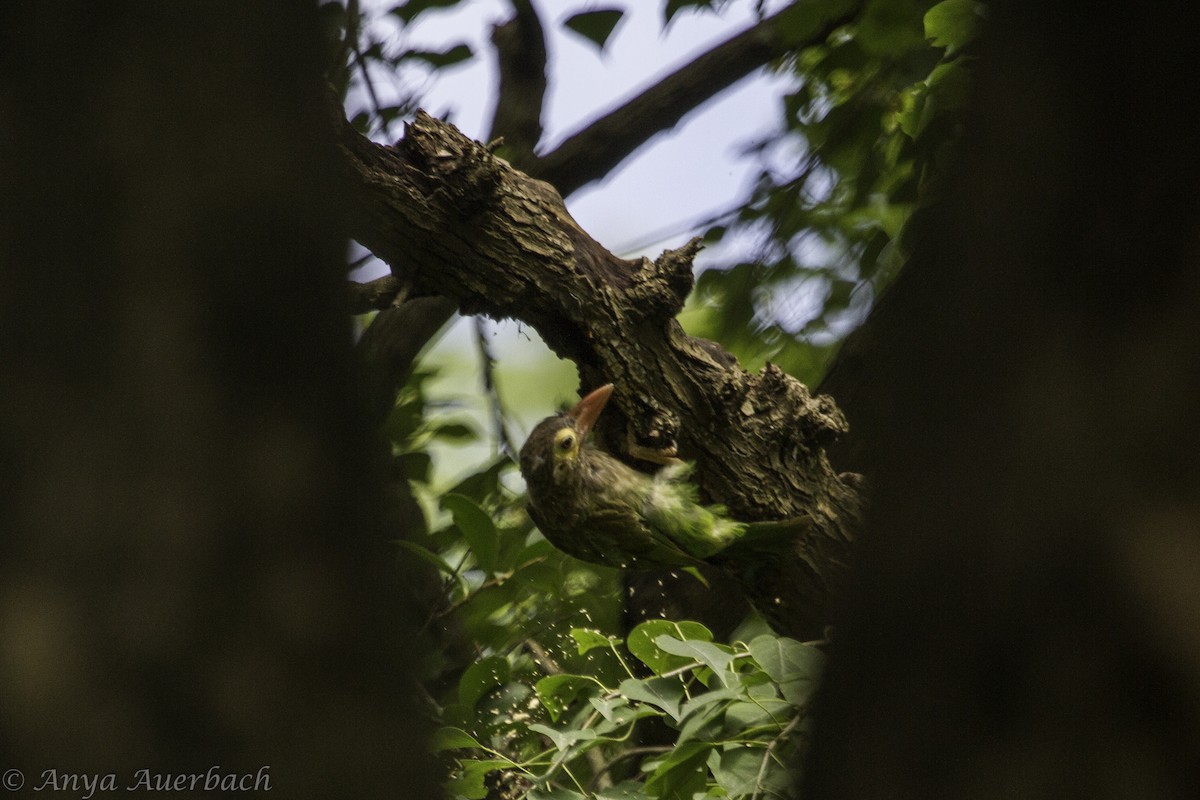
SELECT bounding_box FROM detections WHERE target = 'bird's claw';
[626,434,682,466]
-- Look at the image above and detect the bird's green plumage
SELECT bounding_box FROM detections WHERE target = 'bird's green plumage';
[519,386,757,569]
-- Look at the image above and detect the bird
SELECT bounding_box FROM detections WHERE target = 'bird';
[519,384,793,570]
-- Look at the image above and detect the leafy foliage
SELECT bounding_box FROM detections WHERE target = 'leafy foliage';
[439,620,825,799]
[690,0,978,382]
[563,9,626,53]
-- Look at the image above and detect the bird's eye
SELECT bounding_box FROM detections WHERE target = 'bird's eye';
[558,434,575,451]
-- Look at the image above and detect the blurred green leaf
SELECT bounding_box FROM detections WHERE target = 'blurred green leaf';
[430,420,479,442]
[534,674,600,722]
[398,43,473,69]
[395,539,456,576]
[924,0,982,52]
[389,0,463,25]
[563,9,625,52]
[458,655,510,710]
[664,0,730,26]
[446,758,515,800]
[571,628,621,655]
[431,726,484,751]
[442,493,499,573]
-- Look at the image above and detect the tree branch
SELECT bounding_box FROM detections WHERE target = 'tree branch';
[487,0,547,158]
[527,0,858,196]
[335,109,859,637]
[354,0,549,435]
[349,274,408,313]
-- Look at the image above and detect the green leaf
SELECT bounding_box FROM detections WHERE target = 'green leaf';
[588,695,628,723]
[430,726,484,751]
[395,539,456,576]
[595,782,648,800]
[664,0,722,27]
[528,787,588,800]
[563,9,625,52]
[627,619,713,675]
[398,43,474,69]
[924,0,982,53]
[529,722,598,752]
[713,746,792,797]
[458,655,510,710]
[389,0,463,26]
[442,493,499,573]
[535,674,600,721]
[677,689,738,743]
[570,628,621,655]
[430,420,479,442]
[446,758,515,800]
[724,698,793,733]
[748,635,825,706]
[618,676,683,721]
[655,635,736,687]
[643,741,711,799]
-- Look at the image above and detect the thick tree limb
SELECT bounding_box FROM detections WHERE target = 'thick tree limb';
[336,109,860,636]
[527,0,858,196]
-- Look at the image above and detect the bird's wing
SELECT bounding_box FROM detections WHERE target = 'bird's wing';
[584,506,704,569]
[641,463,745,559]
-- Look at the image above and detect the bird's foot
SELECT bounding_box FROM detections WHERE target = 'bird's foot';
[625,433,682,466]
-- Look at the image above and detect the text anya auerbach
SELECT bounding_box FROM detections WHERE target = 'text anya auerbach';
[31,766,271,797]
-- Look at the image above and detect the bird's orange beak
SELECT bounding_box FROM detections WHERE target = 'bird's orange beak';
[569,383,614,438]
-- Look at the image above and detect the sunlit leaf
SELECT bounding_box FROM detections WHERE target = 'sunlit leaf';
[627,619,712,675]
[924,0,983,52]
[571,627,621,655]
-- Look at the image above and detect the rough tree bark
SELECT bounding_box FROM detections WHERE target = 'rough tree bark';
[334,108,861,639]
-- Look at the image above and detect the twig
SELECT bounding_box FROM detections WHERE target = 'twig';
[474,316,516,459]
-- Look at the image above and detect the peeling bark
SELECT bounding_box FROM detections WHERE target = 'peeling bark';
[336,110,861,637]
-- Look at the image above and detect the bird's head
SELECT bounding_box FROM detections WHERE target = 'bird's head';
[519,383,613,492]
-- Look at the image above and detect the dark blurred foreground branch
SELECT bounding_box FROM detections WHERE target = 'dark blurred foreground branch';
[806,2,1200,795]
[0,3,436,794]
